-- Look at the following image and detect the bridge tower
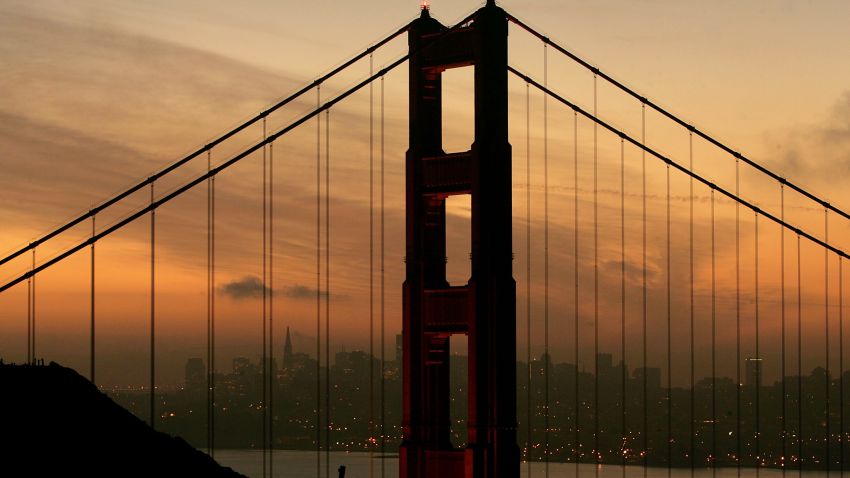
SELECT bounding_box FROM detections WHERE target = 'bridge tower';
[402,1,519,477]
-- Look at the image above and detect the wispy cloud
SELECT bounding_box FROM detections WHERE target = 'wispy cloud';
[218,277,340,301]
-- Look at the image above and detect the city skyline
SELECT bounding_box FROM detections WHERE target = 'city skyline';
[99,339,846,468]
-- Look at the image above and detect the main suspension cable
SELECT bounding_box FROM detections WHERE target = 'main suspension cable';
[505,12,850,225]
[0,56,409,296]
[507,68,849,259]
[0,20,415,270]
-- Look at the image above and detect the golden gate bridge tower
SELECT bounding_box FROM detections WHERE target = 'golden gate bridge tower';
[401,1,519,476]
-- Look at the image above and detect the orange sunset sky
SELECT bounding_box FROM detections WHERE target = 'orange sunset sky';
[1,0,849,387]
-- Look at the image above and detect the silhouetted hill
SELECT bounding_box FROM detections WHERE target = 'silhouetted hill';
[0,361,245,477]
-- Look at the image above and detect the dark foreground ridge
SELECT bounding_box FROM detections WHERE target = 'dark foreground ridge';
[0,361,245,477]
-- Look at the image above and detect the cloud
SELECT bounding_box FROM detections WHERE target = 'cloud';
[219,278,339,301]
[219,276,269,300]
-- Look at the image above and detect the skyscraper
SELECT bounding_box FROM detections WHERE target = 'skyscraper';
[184,357,205,391]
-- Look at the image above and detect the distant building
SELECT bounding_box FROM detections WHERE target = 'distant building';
[280,326,313,379]
[288,352,313,375]
[745,357,762,388]
[184,358,205,390]
[597,353,615,385]
[597,353,613,371]
[233,357,254,376]
[283,326,294,369]
[633,367,661,390]
[335,350,374,377]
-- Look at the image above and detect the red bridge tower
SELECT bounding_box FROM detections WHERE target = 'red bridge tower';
[401,1,519,477]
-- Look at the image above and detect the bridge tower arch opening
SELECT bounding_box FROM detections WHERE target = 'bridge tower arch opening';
[402,2,519,477]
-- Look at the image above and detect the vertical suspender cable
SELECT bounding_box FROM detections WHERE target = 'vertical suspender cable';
[736,159,742,476]
[666,161,672,477]
[31,249,36,361]
[262,117,268,478]
[325,108,331,478]
[593,72,600,475]
[574,109,580,474]
[755,212,760,473]
[797,234,803,474]
[369,52,375,478]
[543,43,550,476]
[27,257,31,363]
[316,85,322,477]
[839,256,844,474]
[207,149,214,456]
[379,74,386,478]
[315,85,322,478]
[525,80,532,471]
[212,152,217,457]
[641,103,648,476]
[620,137,626,474]
[150,181,156,430]
[710,188,717,476]
[91,214,96,383]
[781,186,787,474]
[206,150,211,453]
[269,140,275,477]
[689,132,695,475]
[824,209,830,473]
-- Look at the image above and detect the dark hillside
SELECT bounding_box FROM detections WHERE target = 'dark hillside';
[0,361,245,477]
